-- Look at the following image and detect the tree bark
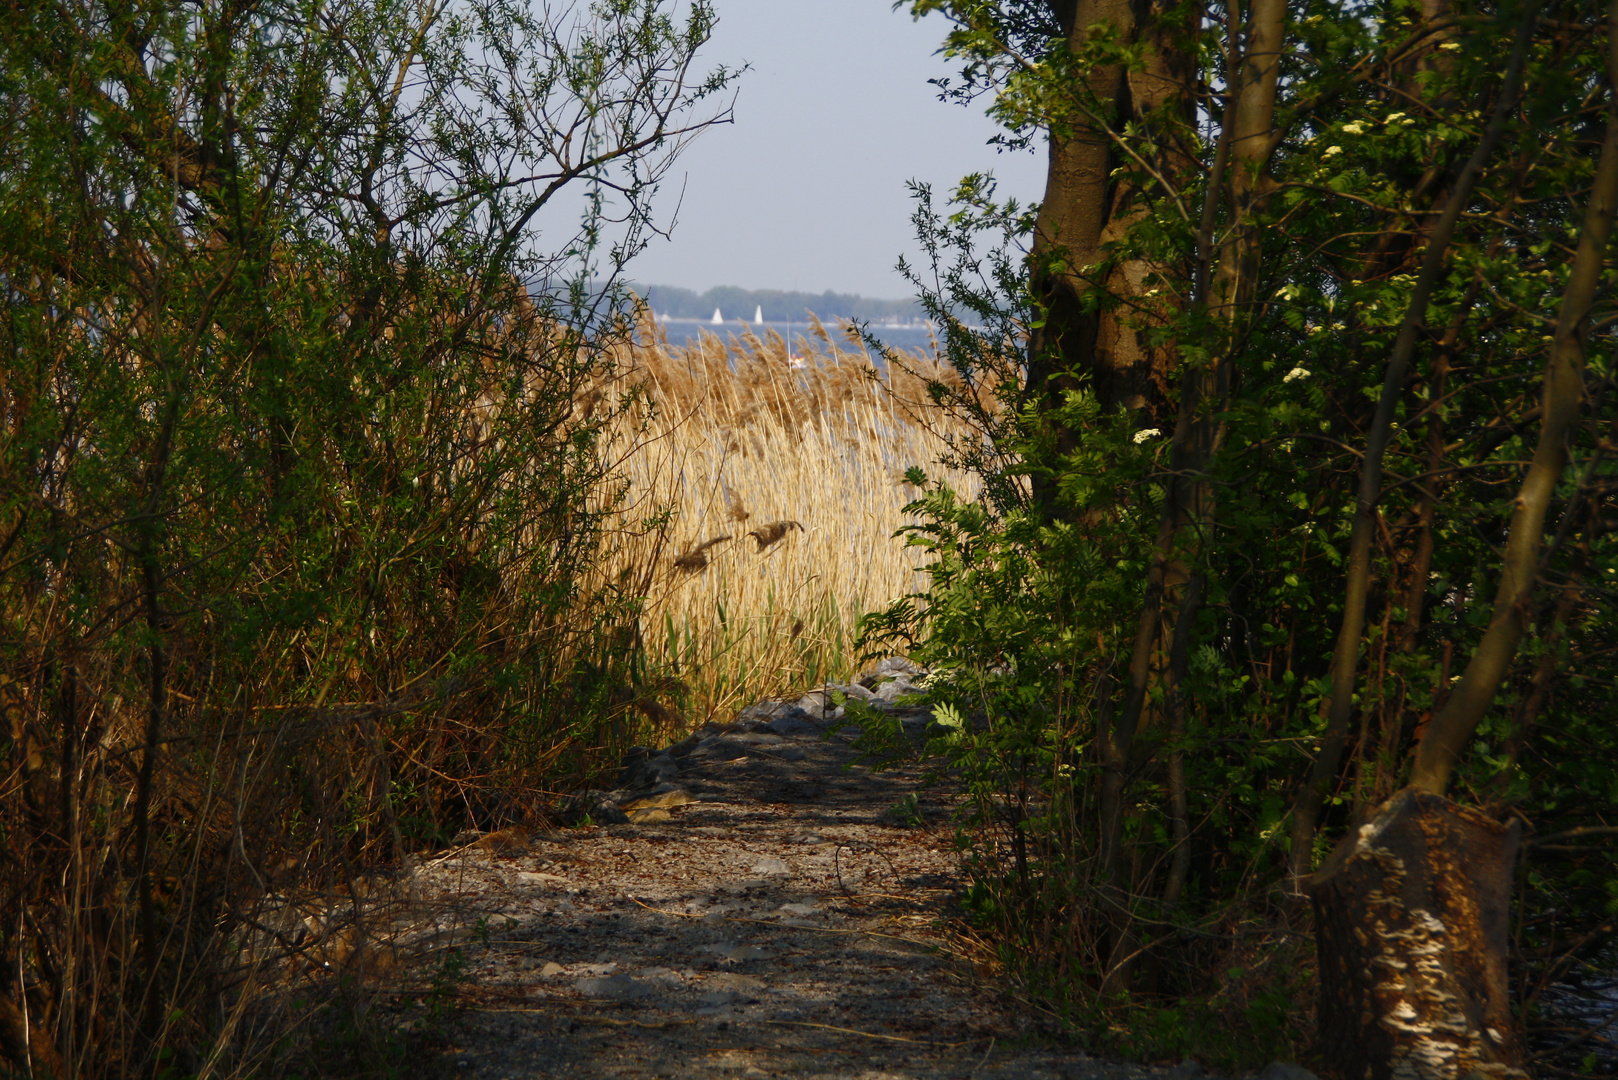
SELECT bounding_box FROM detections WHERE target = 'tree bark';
[1212,0,1286,318]
[1026,0,1195,493]
[1310,788,1525,1080]
[1030,0,1196,994]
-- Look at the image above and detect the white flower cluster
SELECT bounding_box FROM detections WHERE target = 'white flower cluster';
[1341,122,1367,135]
[1323,145,1343,158]
[1133,428,1162,444]
[1283,366,1312,383]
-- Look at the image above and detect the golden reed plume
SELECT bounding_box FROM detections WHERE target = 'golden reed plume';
[746,520,802,552]
[673,535,733,573]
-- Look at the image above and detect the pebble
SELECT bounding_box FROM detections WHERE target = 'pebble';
[576,973,658,1000]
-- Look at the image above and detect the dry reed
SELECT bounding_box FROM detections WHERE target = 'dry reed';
[593,311,984,723]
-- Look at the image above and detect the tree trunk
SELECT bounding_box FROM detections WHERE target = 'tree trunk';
[1101,0,1284,886]
[1310,787,1525,1080]
[1026,0,1194,498]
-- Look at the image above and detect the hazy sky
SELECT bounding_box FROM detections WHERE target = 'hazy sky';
[624,1,1048,300]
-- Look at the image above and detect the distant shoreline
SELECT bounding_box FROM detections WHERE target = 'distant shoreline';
[643,317,939,355]
[627,282,926,324]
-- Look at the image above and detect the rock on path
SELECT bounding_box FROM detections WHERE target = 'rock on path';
[408,670,1180,1080]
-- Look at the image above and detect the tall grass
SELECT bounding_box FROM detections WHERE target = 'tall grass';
[599,313,984,722]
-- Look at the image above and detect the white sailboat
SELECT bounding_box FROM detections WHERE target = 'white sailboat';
[710,307,723,324]
[753,305,764,325]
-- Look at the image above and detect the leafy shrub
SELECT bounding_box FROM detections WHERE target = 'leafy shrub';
[0,0,731,1074]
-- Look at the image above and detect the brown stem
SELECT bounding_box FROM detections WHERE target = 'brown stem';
[130,348,185,1064]
[1161,575,1203,908]
[1100,512,1173,875]
[132,552,166,1054]
[1490,554,1586,809]
[1400,351,1448,651]
[1401,194,1526,648]
[1350,603,1395,822]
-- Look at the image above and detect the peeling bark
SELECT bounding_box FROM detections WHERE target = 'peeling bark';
[1310,788,1525,1080]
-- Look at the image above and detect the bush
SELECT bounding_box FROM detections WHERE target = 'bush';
[0,0,730,1073]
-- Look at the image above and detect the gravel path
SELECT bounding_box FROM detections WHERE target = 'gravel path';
[406,687,1180,1080]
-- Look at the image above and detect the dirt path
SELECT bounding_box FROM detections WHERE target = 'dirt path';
[409,681,1177,1080]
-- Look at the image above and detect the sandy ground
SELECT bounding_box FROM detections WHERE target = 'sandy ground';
[403,706,1183,1080]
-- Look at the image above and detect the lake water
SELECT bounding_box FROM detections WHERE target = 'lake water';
[1536,952,1618,1071]
[651,318,939,358]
